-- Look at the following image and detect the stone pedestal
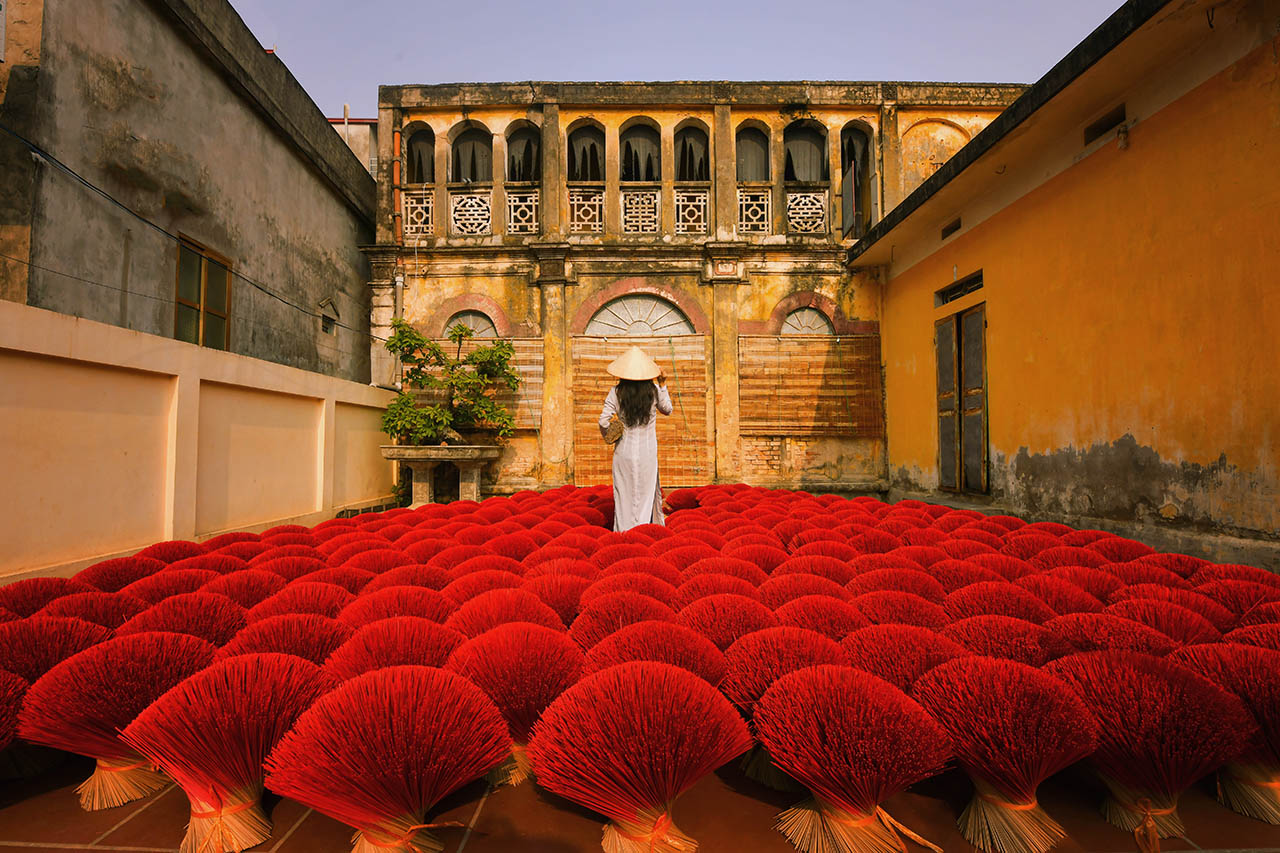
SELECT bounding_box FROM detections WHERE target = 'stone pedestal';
[380,445,502,506]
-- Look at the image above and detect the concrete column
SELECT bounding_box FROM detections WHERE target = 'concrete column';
[879,101,902,214]
[771,124,786,236]
[375,107,397,244]
[540,104,562,238]
[827,120,842,240]
[532,244,572,485]
[434,128,450,237]
[712,280,740,481]
[166,371,200,540]
[491,131,507,236]
[364,246,401,388]
[660,123,675,234]
[318,398,336,512]
[604,124,621,235]
[713,106,735,241]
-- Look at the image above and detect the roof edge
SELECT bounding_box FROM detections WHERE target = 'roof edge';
[847,0,1171,265]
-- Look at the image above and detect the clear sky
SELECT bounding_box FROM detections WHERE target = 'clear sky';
[233,0,1125,118]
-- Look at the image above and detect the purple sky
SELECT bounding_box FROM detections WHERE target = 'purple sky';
[234,0,1124,119]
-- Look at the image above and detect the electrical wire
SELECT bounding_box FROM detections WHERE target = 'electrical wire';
[0,120,388,344]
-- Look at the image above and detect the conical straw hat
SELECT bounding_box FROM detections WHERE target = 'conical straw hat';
[607,346,660,380]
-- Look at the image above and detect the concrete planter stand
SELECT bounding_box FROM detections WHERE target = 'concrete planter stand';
[381,445,502,506]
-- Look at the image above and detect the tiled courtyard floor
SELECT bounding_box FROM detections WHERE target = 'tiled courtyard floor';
[2,755,1280,852]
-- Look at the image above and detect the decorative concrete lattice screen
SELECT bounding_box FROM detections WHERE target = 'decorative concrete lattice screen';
[674,189,709,234]
[786,191,828,234]
[506,190,539,234]
[569,187,604,233]
[571,335,711,487]
[737,188,771,234]
[405,338,543,430]
[738,335,882,436]
[402,189,434,241]
[450,191,492,236]
[622,189,660,234]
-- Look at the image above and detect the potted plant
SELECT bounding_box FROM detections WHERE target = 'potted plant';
[379,319,519,505]
[381,319,520,445]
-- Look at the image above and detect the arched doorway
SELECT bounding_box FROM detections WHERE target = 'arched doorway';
[572,292,710,488]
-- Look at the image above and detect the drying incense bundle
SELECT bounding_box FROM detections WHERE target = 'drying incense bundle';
[1103,599,1222,645]
[1108,584,1236,631]
[772,555,858,585]
[523,573,595,626]
[19,632,215,809]
[295,567,375,594]
[582,574,679,607]
[583,620,727,686]
[912,657,1098,853]
[115,592,247,646]
[774,596,870,641]
[445,588,566,638]
[265,665,509,853]
[677,593,779,652]
[201,570,288,607]
[758,575,851,609]
[445,622,583,785]
[1044,613,1176,656]
[362,564,453,594]
[122,653,337,853]
[1013,575,1104,614]
[245,582,355,621]
[0,577,92,616]
[0,669,28,752]
[1045,650,1252,838]
[944,583,1057,624]
[682,557,770,586]
[39,591,148,629]
[337,586,457,629]
[1171,642,1280,823]
[754,665,951,853]
[251,555,327,581]
[441,570,525,603]
[528,661,751,853]
[75,556,165,592]
[569,592,677,649]
[448,554,525,577]
[215,614,352,665]
[841,624,971,692]
[941,616,1070,667]
[672,574,759,610]
[121,569,220,604]
[135,540,207,563]
[0,616,113,684]
[325,617,466,680]
[847,569,946,603]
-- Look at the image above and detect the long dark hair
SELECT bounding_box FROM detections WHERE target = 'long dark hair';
[616,379,656,428]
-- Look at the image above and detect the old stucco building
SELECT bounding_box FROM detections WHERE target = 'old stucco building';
[364,81,1023,493]
[0,0,376,382]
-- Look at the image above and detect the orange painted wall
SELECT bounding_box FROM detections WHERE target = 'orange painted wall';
[882,37,1280,537]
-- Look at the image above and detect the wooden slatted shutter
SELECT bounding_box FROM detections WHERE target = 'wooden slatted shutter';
[959,304,988,493]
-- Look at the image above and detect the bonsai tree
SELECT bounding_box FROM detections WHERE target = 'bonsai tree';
[381,319,520,445]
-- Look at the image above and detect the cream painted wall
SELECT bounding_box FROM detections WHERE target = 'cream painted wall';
[195,383,323,535]
[0,300,396,579]
[0,351,172,568]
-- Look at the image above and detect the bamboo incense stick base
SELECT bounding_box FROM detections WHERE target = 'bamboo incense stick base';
[775,799,940,853]
[487,743,533,787]
[77,756,167,811]
[180,791,271,853]
[352,813,449,853]
[1097,775,1184,838]
[603,810,698,853]
[958,779,1066,853]
[1217,763,1280,825]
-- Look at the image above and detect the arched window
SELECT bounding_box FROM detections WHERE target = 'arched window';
[445,310,498,338]
[567,126,605,182]
[736,127,769,182]
[620,125,660,182]
[675,126,709,182]
[450,128,492,183]
[781,307,834,335]
[506,128,540,182]
[585,294,695,336]
[840,125,872,237]
[406,129,434,184]
[784,123,827,183]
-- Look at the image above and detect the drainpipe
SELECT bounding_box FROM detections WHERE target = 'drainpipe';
[392,128,403,244]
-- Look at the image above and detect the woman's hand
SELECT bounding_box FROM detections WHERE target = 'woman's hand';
[655,371,667,387]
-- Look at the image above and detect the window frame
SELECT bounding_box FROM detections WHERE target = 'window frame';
[174,237,232,350]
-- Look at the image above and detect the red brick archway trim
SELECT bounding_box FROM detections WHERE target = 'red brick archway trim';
[422,294,526,337]
[569,278,711,336]
[739,291,877,335]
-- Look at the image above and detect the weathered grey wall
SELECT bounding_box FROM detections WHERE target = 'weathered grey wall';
[21,0,375,382]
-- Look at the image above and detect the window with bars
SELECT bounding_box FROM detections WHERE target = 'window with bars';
[174,241,231,350]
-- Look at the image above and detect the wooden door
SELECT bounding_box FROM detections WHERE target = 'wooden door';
[935,303,987,493]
